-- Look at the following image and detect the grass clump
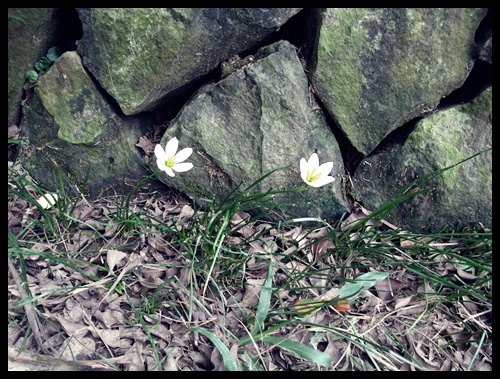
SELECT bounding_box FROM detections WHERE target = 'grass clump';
[8,154,492,371]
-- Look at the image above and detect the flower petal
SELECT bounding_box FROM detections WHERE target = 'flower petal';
[300,153,335,187]
[308,153,319,168]
[317,161,334,176]
[157,159,168,172]
[174,147,193,163]
[173,162,193,172]
[154,144,166,161]
[164,137,178,156]
[300,158,308,180]
[308,176,335,187]
[37,193,59,209]
[164,167,175,177]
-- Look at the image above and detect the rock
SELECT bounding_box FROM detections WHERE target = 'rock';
[11,8,491,228]
[20,51,152,197]
[154,40,348,221]
[352,87,492,231]
[310,8,488,156]
[8,8,58,126]
[76,8,302,115]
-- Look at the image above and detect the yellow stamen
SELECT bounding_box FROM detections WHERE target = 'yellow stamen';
[165,156,175,168]
[306,168,322,183]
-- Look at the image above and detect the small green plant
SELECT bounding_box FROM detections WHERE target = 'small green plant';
[8,13,26,25]
[24,46,61,87]
[8,134,491,370]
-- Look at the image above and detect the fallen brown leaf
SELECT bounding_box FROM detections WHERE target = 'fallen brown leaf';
[374,277,408,301]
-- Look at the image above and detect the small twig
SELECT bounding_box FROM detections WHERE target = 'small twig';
[8,255,54,356]
[357,203,399,231]
[99,256,140,306]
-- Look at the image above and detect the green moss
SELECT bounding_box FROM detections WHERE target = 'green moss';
[185,180,207,197]
[36,52,109,145]
[390,9,484,103]
[314,8,486,155]
[316,9,366,130]
[91,9,191,113]
[459,86,492,116]
[406,90,491,198]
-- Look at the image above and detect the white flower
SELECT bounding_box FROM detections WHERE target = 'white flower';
[154,137,193,177]
[36,193,59,209]
[300,153,335,188]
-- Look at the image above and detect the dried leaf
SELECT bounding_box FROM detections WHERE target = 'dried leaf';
[305,227,328,239]
[73,205,95,221]
[8,124,20,139]
[54,314,89,339]
[311,238,333,261]
[106,249,128,274]
[59,336,96,361]
[99,329,124,348]
[374,277,408,301]
[29,242,50,253]
[141,266,165,279]
[459,296,479,314]
[341,211,364,230]
[456,268,477,280]
[135,136,155,155]
[231,211,251,226]
[177,204,194,224]
[242,278,265,307]
[412,340,441,370]
[399,232,416,247]
[394,295,413,310]
[236,225,256,238]
[103,221,120,237]
[147,234,175,255]
[94,309,126,329]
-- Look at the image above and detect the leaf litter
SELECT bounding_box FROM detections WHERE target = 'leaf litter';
[8,162,492,371]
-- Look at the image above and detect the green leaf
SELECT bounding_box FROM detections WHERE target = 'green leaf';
[47,46,61,62]
[186,327,240,371]
[8,13,26,24]
[260,336,333,367]
[251,258,273,335]
[242,352,264,371]
[25,70,38,83]
[339,271,388,300]
[35,56,51,71]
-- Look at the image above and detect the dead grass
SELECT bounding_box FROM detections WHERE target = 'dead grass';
[8,155,492,371]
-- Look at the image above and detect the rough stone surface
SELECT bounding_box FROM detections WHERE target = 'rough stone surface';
[10,8,491,228]
[76,8,302,116]
[8,8,58,126]
[20,52,151,197]
[352,87,492,231]
[154,40,348,221]
[310,8,488,156]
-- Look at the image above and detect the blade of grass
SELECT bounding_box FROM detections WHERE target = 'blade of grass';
[466,330,486,371]
[187,327,241,371]
[250,258,274,335]
[339,271,388,300]
[258,335,333,368]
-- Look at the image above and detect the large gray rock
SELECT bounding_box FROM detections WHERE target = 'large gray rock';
[352,87,492,231]
[20,51,151,196]
[8,8,59,126]
[154,40,348,221]
[310,8,488,156]
[12,8,491,229]
[76,8,302,116]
